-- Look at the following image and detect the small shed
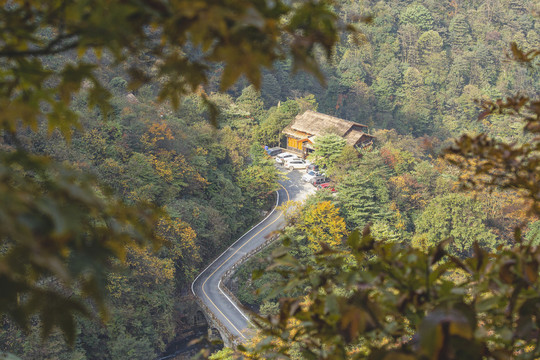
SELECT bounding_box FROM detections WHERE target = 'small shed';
[282,110,374,157]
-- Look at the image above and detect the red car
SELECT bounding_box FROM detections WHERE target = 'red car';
[317,183,336,192]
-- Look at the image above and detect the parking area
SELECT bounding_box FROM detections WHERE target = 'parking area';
[279,166,317,202]
[268,147,333,200]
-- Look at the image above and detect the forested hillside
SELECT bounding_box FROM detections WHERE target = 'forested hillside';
[0,0,539,359]
[253,0,539,139]
[237,0,539,281]
[221,1,540,359]
[0,84,286,357]
[233,127,534,310]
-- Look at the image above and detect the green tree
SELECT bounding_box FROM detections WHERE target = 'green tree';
[398,24,421,66]
[337,48,369,87]
[310,133,347,170]
[414,193,498,257]
[105,246,176,358]
[446,54,472,97]
[261,74,282,108]
[417,30,443,62]
[237,145,280,207]
[237,85,266,123]
[449,14,472,51]
[255,100,300,147]
[400,67,433,135]
[372,61,402,113]
[400,4,434,31]
[337,170,391,230]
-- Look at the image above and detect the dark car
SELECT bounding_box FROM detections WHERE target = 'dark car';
[306,164,319,173]
[266,147,283,156]
[311,176,329,186]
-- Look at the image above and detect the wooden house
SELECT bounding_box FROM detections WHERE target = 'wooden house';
[282,110,374,157]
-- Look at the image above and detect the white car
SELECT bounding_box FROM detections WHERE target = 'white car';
[287,159,307,170]
[275,152,298,165]
[283,156,307,167]
[302,170,321,182]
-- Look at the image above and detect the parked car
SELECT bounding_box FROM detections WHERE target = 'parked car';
[317,183,336,192]
[302,170,321,182]
[311,176,330,186]
[266,147,283,156]
[283,155,303,166]
[287,159,307,170]
[306,163,319,173]
[275,152,298,164]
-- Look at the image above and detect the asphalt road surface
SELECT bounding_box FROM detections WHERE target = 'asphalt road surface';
[191,169,314,341]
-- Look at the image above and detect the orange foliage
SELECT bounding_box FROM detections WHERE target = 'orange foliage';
[389,201,406,230]
[474,189,534,240]
[380,147,397,168]
[158,218,200,264]
[389,174,428,210]
[141,122,174,150]
[150,150,209,188]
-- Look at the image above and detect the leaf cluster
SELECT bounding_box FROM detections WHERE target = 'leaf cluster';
[0,150,162,343]
[0,0,349,130]
[445,44,540,218]
[248,229,540,360]
[239,41,540,360]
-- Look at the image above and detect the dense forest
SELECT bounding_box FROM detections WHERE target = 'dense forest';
[1,88,285,358]
[0,0,539,359]
[255,0,540,139]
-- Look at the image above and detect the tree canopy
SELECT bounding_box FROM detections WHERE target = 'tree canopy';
[1,0,540,358]
[0,0,348,131]
[232,39,540,360]
[0,0,348,345]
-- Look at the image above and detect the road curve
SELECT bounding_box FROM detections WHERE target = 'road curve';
[191,171,312,340]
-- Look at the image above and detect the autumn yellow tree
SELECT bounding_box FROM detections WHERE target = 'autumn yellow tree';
[300,201,347,252]
[157,218,201,283]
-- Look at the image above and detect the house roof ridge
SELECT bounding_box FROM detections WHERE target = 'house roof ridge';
[300,110,368,128]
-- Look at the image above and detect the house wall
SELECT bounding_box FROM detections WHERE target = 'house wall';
[287,137,303,150]
[354,134,374,150]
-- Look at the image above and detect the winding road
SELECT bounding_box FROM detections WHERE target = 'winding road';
[191,170,314,341]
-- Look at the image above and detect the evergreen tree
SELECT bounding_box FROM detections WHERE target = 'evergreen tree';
[310,134,347,170]
[449,14,473,51]
[372,61,402,113]
[400,4,434,31]
[337,170,391,230]
[400,67,433,135]
[414,193,498,257]
[237,85,266,123]
[337,49,369,87]
[261,73,282,108]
